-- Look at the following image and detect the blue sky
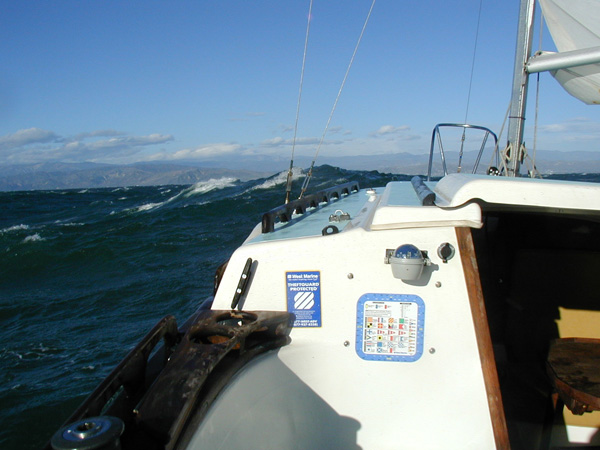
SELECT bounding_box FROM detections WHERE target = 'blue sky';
[1,0,599,168]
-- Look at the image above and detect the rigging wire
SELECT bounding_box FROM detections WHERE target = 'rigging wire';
[285,0,314,204]
[298,0,376,199]
[463,0,483,125]
[488,101,511,174]
[458,0,483,173]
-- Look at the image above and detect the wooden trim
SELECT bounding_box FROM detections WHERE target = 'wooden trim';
[456,226,511,449]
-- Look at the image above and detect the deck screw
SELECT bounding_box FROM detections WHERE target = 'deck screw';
[429,347,436,354]
[347,273,354,279]
[344,340,350,347]
[435,281,442,288]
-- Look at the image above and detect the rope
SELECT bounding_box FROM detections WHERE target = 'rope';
[299,0,376,199]
[458,131,466,173]
[285,0,314,203]
[500,142,513,175]
[458,0,482,175]
[463,0,484,125]
[489,101,511,174]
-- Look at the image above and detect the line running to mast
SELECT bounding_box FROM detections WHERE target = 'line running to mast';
[299,0,376,199]
[458,0,483,173]
[463,0,483,125]
[285,0,314,204]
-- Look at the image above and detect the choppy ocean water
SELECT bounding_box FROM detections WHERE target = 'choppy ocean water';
[1,166,596,449]
[0,165,408,449]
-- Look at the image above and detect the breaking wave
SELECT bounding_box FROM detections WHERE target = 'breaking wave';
[1,224,30,233]
[129,177,240,213]
[183,177,238,197]
[22,233,43,243]
[251,168,304,191]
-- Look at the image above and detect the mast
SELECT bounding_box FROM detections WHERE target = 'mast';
[505,0,536,177]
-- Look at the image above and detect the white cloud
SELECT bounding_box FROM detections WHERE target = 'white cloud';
[0,122,433,167]
[541,123,568,133]
[261,137,285,146]
[60,134,174,160]
[71,130,126,140]
[370,125,411,137]
[0,128,174,164]
[533,118,600,150]
[540,118,600,135]
[0,128,59,152]
[260,136,324,147]
[167,143,243,160]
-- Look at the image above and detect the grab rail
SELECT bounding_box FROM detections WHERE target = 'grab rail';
[262,181,360,233]
[426,123,498,181]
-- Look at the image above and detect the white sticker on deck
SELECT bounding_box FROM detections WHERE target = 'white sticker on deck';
[356,293,425,362]
[286,271,321,327]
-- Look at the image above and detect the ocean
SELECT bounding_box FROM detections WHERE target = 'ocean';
[1,166,596,449]
[0,165,409,450]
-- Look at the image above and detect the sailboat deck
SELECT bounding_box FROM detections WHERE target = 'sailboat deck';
[435,173,600,212]
[247,186,384,243]
[249,179,487,244]
[252,173,600,247]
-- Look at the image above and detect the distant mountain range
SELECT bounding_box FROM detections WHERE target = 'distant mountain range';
[0,162,269,191]
[1,150,600,191]
[319,150,600,176]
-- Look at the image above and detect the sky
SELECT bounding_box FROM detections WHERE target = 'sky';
[1,0,600,169]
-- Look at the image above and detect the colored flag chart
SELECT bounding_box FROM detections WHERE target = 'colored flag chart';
[355,293,425,362]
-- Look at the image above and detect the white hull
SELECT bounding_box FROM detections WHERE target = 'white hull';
[179,174,600,449]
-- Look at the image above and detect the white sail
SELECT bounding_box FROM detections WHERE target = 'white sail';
[539,0,600,104]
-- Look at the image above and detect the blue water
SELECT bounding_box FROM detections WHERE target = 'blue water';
[0,165,410,449]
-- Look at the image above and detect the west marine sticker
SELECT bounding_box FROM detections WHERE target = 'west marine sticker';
[286,271,321,327]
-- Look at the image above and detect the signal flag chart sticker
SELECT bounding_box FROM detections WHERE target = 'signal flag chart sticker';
[286,271,321,328]
[356,293,425,362]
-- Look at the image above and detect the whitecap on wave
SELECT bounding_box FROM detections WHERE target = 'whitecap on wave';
[134,202,164,212]
[251,167,304,191]
[127,177,238,213]
[1,224,30,233]
[183,177,238,197]
[22,233,43,243]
